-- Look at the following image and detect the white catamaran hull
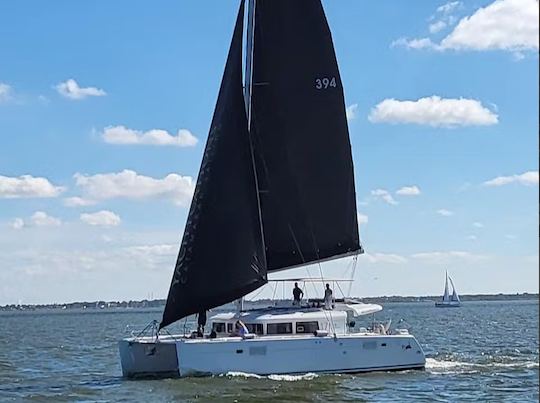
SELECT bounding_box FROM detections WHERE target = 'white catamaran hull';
[119,333,425,378]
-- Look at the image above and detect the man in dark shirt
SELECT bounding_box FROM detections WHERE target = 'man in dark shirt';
[293,282,304,305]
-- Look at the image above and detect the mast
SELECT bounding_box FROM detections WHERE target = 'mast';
[244,0,255,119]
[244,0,267,269]
[237,0,265,313]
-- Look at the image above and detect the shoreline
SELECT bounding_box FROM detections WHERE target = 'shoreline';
[1,292,537,312]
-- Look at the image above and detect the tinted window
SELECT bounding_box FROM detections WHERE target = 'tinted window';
[296,321,319,334]
[246,323,264,335]
[227,323,233,333]
[212,322,226,332]
[267,323,293,334]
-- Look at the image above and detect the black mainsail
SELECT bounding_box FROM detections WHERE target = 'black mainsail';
[160,1,266,329]
[250,0,361,272]
[161,0,361,328]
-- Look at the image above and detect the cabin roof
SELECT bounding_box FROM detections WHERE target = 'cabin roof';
[210,308,347,323]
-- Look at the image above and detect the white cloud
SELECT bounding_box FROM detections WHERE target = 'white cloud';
[55,79,106,100]
[394,0,538,55]
[9,218,24,230]
[483,171,539,186]
[362,252,408,264]
[391,37,438,50]
[505,234,518,240]
[12,212,62,229]
[0,174,65,198]
[473,222,484,228]
[31,211,61,227]
[0,83,12,103]
[371,189,398,205]
[437,1,462,14]
[80,210,121,227]
[357,213,369,225]
[411,250,488,262]
[466,235,478,240]
[63,197,97,207]
[74,169,195,206]
[346,104,359,121]
[125,244,177,257]
[396,185,421,196]
[429,20,447,33]
[368,96,498,127]
[437,209,454,216]
[101,125,198,147]
[441,0,539,51]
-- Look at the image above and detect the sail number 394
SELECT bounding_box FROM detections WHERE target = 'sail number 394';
[315,77,337,90]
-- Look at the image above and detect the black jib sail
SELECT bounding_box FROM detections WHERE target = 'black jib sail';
[160,0,266,329]
[250,0,362,272]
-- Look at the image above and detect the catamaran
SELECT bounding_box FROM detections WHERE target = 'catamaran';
[435,271,461,308]
[119,0,425,378]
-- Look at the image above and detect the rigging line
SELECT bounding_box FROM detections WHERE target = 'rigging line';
[336,280,346,300]
[347,253,358,297]
[182,317,189,337]
[315,257,336,336]
[289,224,323,298]
[271,279,278,301]
[247,283,266,301]
[243,0,267,270]
[288,223,306,263]
[305,221,337,336]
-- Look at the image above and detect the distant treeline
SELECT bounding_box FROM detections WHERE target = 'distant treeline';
[1,292,537,312]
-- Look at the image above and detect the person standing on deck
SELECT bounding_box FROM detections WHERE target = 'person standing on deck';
[292,282,304,305]
[324,283,333,310]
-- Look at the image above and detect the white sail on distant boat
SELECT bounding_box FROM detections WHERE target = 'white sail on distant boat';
[435,271,461,307]
[118,0,425,378]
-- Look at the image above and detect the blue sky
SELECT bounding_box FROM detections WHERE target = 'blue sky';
[0,0,538,304]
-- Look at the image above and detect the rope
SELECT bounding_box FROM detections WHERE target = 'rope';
[271,279,278,301]
[159,326,180,342]
[247,283,267,302]
[315,258,336,336]
[182,317,189,337]
[347,253,358,297]
[133,319,159,341]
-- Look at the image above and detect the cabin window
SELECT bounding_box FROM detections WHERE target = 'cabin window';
[212,322,226,333]
[246,323,264,335]
[267,322,293,335]
[296,321,319,334]
[227,323,233,333]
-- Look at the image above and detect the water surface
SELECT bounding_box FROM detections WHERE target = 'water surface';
[0,300,538,402]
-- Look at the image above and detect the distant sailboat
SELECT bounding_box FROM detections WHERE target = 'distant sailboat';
[435,271,461,307]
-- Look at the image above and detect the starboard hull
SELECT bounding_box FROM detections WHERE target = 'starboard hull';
[119,333,425,378]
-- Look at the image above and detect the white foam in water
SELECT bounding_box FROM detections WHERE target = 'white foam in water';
[223,372,318,381]
[425,358,474,371]
[267,373,318,381]
[426,358,539,372]
[491,361,539,369]
[224,371,263,379]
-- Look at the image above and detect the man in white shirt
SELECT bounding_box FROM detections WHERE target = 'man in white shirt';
[324,283,333,310]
